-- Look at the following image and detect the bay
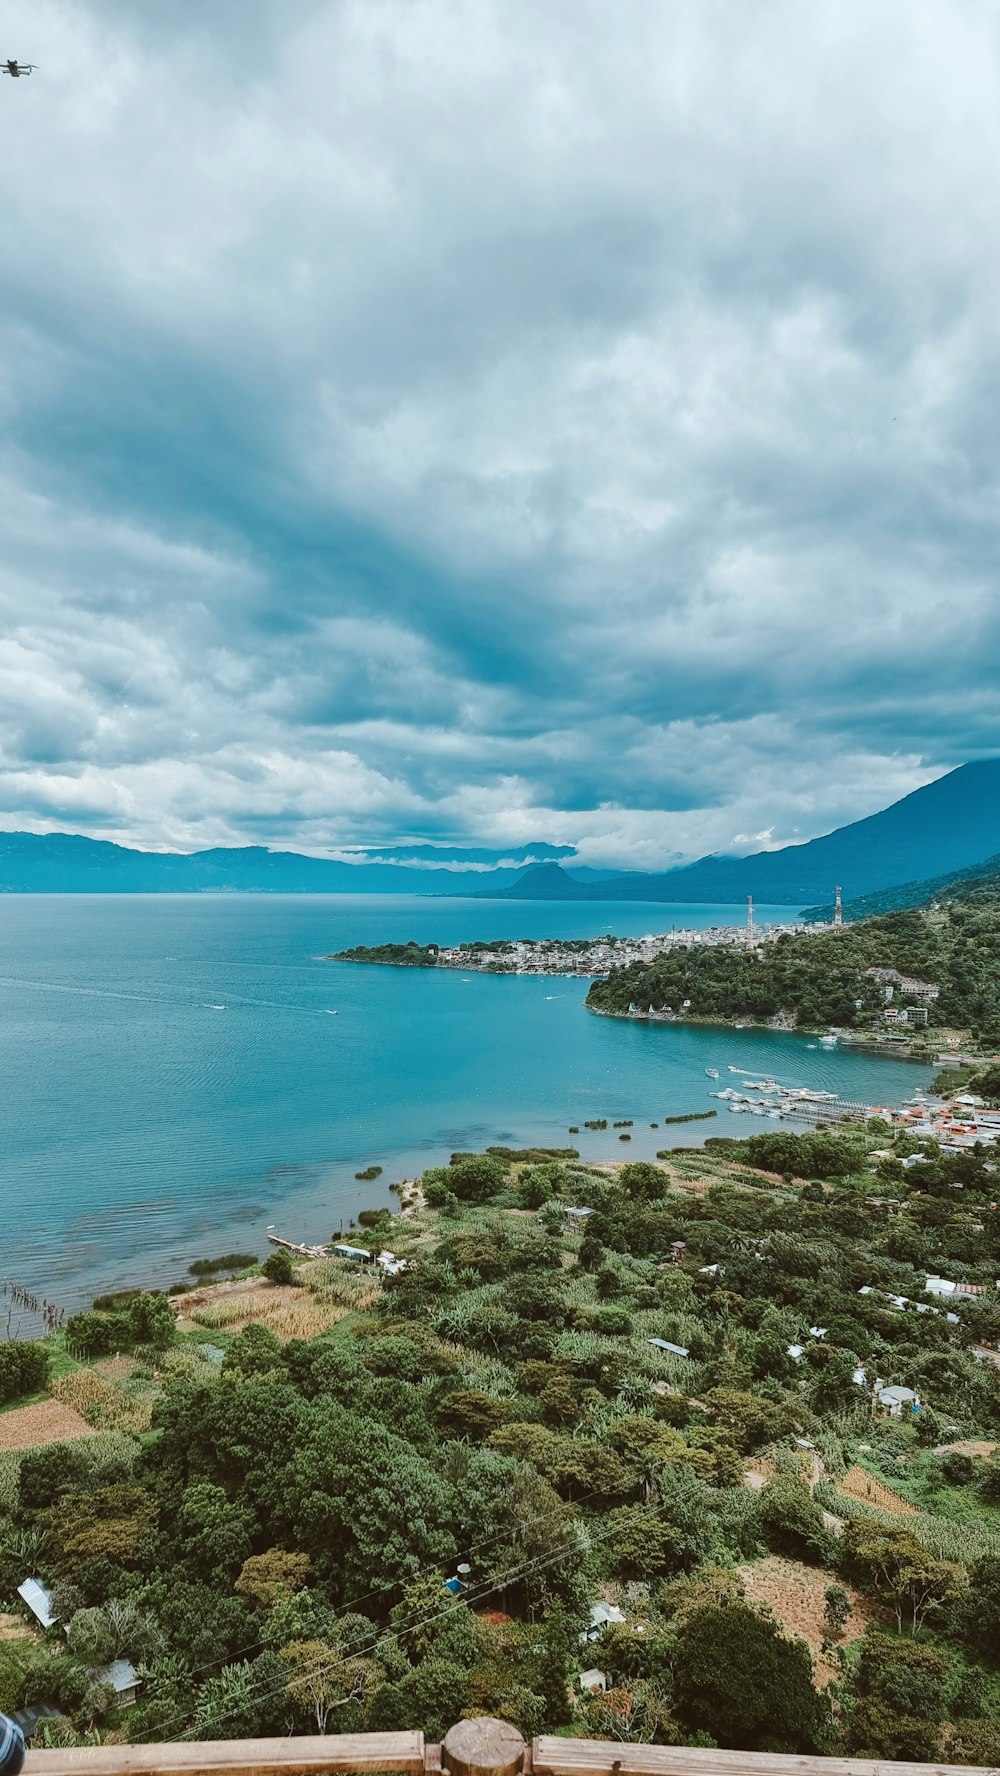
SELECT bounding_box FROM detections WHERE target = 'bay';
[0,894,932,1307]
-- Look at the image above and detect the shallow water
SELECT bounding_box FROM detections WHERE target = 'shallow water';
[0,895,931,1305]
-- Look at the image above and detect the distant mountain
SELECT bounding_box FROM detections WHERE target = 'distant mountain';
[0,832,570,896]
[4,760,999,899]
[471,862,595,901]
[478,761,1000,904]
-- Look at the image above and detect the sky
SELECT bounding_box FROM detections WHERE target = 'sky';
[1,0,999,870]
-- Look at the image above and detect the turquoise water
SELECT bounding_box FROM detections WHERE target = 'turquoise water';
[0,896,932,1306]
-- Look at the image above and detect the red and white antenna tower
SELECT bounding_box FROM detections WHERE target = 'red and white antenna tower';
[834,885,843,930]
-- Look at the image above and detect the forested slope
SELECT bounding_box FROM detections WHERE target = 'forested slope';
[3,1133,1000,1760]
[587,880,1000,1037]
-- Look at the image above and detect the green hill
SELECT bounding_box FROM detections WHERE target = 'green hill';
[587,873,1000,1039]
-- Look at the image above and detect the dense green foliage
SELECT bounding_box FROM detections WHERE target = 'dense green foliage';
[65,1293,176,1356]
[0,1339,49,1404]
[333,942,438,965]
[5,1130,1000,1755]
[588,887,1000,1037]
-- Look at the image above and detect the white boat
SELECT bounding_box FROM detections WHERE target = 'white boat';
[705,1067,720,1078]
[205,1003,226,1011]
[818,1034,838,1046]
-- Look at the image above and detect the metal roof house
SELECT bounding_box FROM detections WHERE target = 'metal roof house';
[17,1577,56,1629]
[92,1660,141,1707]
[877,1384,920,1417]
[578,1669,608,1694]
[648,1338,689,1357]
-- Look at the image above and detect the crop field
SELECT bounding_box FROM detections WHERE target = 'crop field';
[185,1281,349,1340]
[838,1464,920,1515]
[51,1367,153,1435]
[0,1398,95,1450]
[738,1556,875,1685]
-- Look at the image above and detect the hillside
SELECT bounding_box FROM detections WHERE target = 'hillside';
[485,761,1000,904]
[3,1130,1000,1758]
[802,853,1000,923]
[587,875,1000,1039]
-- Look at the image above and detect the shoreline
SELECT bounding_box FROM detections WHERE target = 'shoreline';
[585,1002,939,1059]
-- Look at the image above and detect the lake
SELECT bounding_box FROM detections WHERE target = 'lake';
[0,895,932,1307]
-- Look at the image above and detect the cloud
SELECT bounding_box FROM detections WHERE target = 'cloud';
[0,0,997,864]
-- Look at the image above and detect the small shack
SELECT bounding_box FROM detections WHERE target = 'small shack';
[877,1384,920,1418]
[91,1659,142,1708]
[578,1669,608,1694]
[17,1578,56,1630]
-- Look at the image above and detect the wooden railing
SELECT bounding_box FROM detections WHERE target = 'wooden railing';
[25,1721,997,1776]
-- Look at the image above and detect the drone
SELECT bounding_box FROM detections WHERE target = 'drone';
[3,59,35,76]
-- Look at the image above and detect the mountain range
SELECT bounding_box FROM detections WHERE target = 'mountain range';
[2,760,999,901]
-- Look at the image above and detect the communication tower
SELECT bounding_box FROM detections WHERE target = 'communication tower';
[834,885,843,930]
[747,894,754,944]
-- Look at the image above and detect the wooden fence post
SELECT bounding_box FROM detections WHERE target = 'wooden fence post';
[441,1718,527,1776]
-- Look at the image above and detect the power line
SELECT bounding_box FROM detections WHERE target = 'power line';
[170,1477,693,1743]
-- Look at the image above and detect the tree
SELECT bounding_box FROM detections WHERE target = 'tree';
[278,1400,455,1598]
[235,1549,312,1612]
[434,1390,510,1440]
[618,1162,669,1204]
[176,1481,256,1579]
[263,1248,295,1286]
[843,1521,966,1633]
[127,1292,176,1348]
[962,1555,1000,1662]
[846,1633,953,1761]
[66,1606,115,1665]
[437,1156,508,1203]
[673,1601,823,1752]
[604,1505,683,1578]
[368,1657,470,1741]
[221,1322,285,1378]
[823,1584,851,1643]
[755,1476,835,1565]
[281,1637,379,1732]
[0,1339,49,1404]
[702,1386,792,1452]
[528,1602,568,1724]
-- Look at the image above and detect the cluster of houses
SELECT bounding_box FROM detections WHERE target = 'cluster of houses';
[865,967,940,1030]
[11,1579,141,1738]
[426,919,813,982]
[869,1089,1000,1154]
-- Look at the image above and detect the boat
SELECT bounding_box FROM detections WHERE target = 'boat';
[326,1010,338,1016]
[205,1003,226,1011]
[705,1067,720,1078]
[818,1033,838,1046]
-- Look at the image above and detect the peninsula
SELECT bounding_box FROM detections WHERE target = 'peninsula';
[335,865,1000,1056]
[331,919,813,977]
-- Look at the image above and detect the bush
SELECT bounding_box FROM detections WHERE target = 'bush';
[424,1156,508,1205]
[755,1475,836,1565]
[0,1339,49,1404]
[262,1249,295,1286]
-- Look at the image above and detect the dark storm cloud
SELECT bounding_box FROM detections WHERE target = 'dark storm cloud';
[0,0,997,863]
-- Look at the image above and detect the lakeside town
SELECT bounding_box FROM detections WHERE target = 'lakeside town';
[334,914,817,979]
